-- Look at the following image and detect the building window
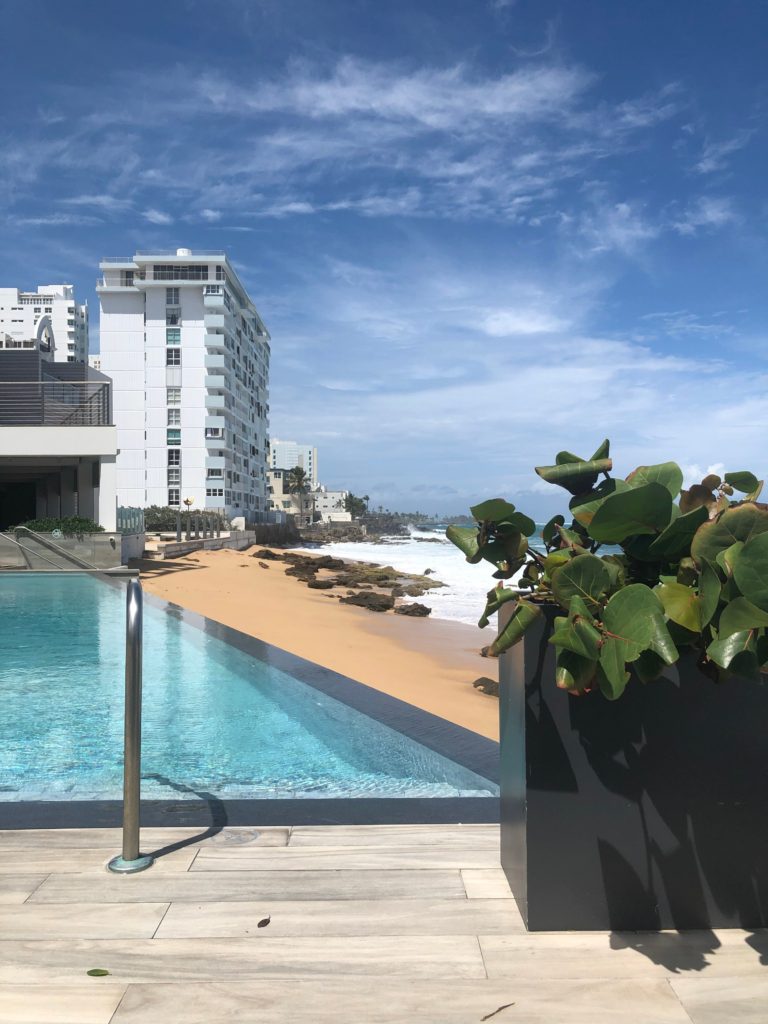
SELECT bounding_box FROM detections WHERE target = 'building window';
[168,449,181,466]
[167,429,181,446]
[206,488,224,497]
[167,468,181,485]
[205,427,224,439]
[166,328,181,345]
[168,489,180,506]
[216,266,225,281]
[207,468,224,479]
[167,387,181,405]
[121,271,134,287]
[34,307,41,313]
[166,310,180,326]
[167,408,181,426]
[166,349,181,366]
[166,287,180,305]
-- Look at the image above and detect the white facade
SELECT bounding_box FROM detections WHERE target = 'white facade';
[97,249,270,517]
[269,438,318,486]
[88,354,102,372]
[0,284,88,363]
[313,487,351,523]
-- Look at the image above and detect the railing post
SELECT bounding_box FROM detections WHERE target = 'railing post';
[108,579,153,874]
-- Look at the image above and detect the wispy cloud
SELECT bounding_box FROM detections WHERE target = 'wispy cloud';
[695,130,753,174]
[673,195,736,235]
[142,208,173,225]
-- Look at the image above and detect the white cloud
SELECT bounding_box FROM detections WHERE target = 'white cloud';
[580,201,658,255]
[199,207,221,222]
[695,131,753,174]
[480,309,569,335]
[673,196,736,235]
[60,193,131,211]
[142,208,173,224]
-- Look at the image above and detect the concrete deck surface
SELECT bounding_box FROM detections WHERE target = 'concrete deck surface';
[0,824,764,1023]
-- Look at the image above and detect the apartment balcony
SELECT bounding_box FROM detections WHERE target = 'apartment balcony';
[204,313,225,331]
[205,394,226,411]
[203,292,225,309]
[205,455,226,471]
[0,381,111,426]
[204,332,226,350]
[206,374,226,390]
[204,352,226,370]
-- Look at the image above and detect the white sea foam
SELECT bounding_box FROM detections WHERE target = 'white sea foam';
[293,528,515,626]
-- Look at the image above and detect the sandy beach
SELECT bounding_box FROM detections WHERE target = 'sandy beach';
[139,547,499,740]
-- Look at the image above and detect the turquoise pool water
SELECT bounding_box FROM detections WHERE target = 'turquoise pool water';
[0,575,497,801]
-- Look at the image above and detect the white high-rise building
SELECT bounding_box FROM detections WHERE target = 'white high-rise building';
[0,284,88,362]
[97,249,271,518]
[269,438,318,486]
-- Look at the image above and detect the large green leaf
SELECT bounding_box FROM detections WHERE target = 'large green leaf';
[549,595,602,659]
[732,531,768,612]
[544,549,572,574]
[569,478,631,528]
[600,585,659,659]
[446,525,481,563]
[470,498,517,523]
[698,559,721,627]
[716,541,744,577]
[655,581,701,632]
[724,471,760,494]
[648,505,709,561]
[477,585,518,629]
[497,512,537,537]
[626,461,684,498]
[707,629,756,670]
[718,596,768,636]
[490,600,542,656]
[635,649,669,684]
[691,503,768,565]
[555,649,597,691]
[646,614,679,664]
[550,553,611,610]
[596,661,630,700]
[556,450,583,464]
[590,438,610,461]
[589,482,673,544]
[542,514,565,547]
[680,484,716,515]
[534,458,613,496]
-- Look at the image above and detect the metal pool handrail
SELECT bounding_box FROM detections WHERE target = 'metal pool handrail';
[14,526,101,571]
[108,579,153,874]
[0,533,68,572]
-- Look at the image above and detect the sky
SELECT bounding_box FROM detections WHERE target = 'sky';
[1,0,766,518]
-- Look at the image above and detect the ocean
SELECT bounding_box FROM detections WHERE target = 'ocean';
[294,525,545,627]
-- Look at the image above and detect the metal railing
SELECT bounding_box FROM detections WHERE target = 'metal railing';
[13,526,102,571]
[0,381,110,425]
[117,506,145,536]
[108,579,153,874]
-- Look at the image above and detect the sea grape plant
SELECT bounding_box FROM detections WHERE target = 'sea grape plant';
[447,440,768,700]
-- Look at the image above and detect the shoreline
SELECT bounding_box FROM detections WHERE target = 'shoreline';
[139,546,499,740]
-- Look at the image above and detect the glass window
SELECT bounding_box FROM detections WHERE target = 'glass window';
[168,449,181,466]
[167,387,181,405]
[167,468,181,485]
[207,468,224,479]
[166,328,181,345]
[167,429,181,446]
[168,489,180,506]
[166,349,181,366]
[166,311,180,326]
[166,287,180,305]
[167,408,181,426]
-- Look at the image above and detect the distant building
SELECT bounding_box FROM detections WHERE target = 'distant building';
[0,284,88,363]
[269,438,317,487]
[97,248,270,519]
[313,486,351,523]
[267,472,351,525]
[88,354,102,373]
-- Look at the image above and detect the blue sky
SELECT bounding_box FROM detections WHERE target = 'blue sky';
[1,0,766,517]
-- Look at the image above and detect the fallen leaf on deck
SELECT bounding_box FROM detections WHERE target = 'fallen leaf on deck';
[257,916,271,928]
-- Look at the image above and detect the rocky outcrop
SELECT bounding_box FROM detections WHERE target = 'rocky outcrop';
[307,579,335,590]
[339,592,395,612]
[473,676,499,697]
[394,603,431,617]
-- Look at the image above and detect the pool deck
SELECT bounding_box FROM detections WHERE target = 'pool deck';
[0,824,764,1023]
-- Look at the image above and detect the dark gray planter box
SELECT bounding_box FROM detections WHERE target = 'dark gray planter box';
[499,604,768,931]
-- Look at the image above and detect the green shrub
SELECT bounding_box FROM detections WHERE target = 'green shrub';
[448,439,768,700]
[14,517,105,535]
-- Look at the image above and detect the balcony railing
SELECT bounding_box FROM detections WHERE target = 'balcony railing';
[0,381,111,426]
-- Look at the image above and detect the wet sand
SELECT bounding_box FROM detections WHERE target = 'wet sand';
[139,547,498,740]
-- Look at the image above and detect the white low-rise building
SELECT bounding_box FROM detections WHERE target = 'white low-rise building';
[313,487,351,523]
[0,284,88,363]
[97,249,270,519]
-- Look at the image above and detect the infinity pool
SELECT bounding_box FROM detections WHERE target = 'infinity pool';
[0,575,497,802]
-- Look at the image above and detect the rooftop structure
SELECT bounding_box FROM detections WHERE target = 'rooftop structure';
[97,248,270,518]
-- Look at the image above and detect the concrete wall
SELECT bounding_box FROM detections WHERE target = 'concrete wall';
[120,532,146,563]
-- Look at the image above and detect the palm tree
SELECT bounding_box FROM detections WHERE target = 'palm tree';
[285,465,313,526]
